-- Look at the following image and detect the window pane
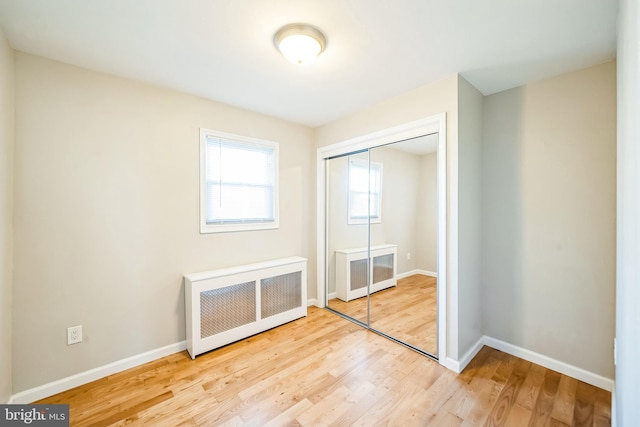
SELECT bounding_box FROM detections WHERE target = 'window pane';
[204,135,276,225]
[349,164,369,193]
[349,191,369,218]
[369,194,380,218]
[206,183,274,223]
[348,158,382,223]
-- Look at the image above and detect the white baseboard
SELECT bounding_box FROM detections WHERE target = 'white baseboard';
[306,298,318,307]
[442,335,614,391]
[441,336,484,373]
[327,292,336,300]
[483,336,614,391]
[420,270,438,278]
[396,269,437,279]
[10,341,187,404]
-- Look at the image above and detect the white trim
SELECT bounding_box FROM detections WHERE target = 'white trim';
[316,151,327,308]
[319,117,442,159]
[307,298,318,307]
[483,336,614,391]
[445,336,485,373]
[436,113,448,364]
[10,341,187,404]
[442,357,460,372]
[316,113,449,366]
[396,269,437,279]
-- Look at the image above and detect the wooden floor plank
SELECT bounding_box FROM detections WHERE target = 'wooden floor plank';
[35,307,610,426]
[593,387,612,427]
[504,403,533,426]
[550,374,578,425]
[573,380,597,426]
[528,369,562,427]
[461,353,514,426]
[516,363,546,411]
[483,358,531,426]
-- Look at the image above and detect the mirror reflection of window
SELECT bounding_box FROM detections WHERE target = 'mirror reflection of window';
[348,158,383,224]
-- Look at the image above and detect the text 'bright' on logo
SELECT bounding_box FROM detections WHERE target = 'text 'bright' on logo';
[1,404,69,426]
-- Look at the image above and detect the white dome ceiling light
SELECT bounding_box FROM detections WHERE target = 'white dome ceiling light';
[274,23,327,65]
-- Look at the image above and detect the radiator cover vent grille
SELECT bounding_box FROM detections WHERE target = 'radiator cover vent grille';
[200,281,256,338]
[350,259,369,291]
[373,254,394,284]
[261,271,302,319]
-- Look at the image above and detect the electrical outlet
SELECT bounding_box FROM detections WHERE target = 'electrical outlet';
[67,325,83,345]
[407,252,411,260]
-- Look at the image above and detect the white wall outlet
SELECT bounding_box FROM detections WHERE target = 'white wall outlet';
[407,252,411,260]
[67,325,83,345]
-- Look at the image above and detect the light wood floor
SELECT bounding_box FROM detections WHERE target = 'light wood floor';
[328,274,437,355]
[37,307,610,426]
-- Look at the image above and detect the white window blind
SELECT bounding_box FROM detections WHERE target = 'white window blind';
[200,129,279,233]
[348,158,382,224]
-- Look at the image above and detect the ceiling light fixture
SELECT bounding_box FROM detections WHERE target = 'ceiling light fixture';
[274,23,326,65]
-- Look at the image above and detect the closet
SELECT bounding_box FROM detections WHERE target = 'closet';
[320,117,446,359]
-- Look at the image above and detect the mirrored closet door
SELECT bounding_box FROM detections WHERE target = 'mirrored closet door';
[325,150,371,326]
[324,134,440,358]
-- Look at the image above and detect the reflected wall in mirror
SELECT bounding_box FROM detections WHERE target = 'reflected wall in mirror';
[324,134,438,357]
[326,150,370,325]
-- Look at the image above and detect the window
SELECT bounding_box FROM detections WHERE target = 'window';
[348,158,382,224]
[200,129,279,233]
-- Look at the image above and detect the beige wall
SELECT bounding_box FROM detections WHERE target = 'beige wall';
[315,76,458,149]
[483,61,616,379]
[0,25,14,403]
[12,53,314,392]
[416,152,438,273]
[457,76,484,357]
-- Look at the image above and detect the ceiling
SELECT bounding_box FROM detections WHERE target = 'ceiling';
[0,0,618,127]
[387,134,438,156]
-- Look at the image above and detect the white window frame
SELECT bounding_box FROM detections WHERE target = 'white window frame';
[200,128,279,234]
[347,157,383,225]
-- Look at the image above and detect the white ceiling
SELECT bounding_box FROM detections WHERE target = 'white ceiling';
[387,134,438,156]
[0,0,618,127]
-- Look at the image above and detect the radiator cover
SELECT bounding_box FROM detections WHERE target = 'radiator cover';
[184,257,307,359]
[335,244,397,302]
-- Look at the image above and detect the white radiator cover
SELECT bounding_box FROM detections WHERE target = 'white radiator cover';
[184,256,307,359]
[335,244,397,302]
